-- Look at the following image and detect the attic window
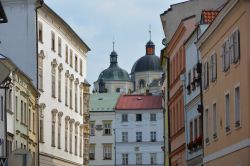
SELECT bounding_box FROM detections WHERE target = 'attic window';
[137,97,142,100]
[98,98,103,100]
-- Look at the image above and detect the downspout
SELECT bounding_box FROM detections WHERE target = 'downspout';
[35,1,44,165]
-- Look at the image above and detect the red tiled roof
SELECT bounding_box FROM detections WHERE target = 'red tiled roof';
[201,10,219,24]
[115,95,162,110]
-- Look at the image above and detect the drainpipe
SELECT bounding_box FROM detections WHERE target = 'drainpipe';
[35,1,44,166]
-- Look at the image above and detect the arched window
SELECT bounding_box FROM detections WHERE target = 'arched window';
[139,79,145,89]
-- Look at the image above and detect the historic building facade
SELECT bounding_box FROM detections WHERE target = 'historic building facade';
[115,95,164,166]
[197,0,250,165]
[89,93,120,166]
[0,56,39,164]
[37,4,90,166]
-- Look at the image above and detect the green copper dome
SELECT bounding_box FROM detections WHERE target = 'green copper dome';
[98,51,131,82]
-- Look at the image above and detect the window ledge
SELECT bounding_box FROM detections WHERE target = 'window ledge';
[38,40,44,44]
[225,127,231,135]
[233,60,240,68]
[235,122,242,130]
[39,89,44,93]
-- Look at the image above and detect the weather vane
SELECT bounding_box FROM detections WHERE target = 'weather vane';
[112,36,115,51]
[149,24,152,41]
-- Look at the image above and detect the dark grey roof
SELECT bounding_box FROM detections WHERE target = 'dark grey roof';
[98,65,131,81]
[131,54,162,74]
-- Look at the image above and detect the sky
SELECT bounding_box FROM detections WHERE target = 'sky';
[45,0,185,88]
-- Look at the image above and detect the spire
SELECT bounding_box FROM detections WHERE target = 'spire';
[110,39,118,66]
[149,24,151,41]
[112,40,115,51]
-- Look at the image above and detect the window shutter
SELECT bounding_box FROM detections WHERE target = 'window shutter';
[202,63,205,90]
[209,57,213,82]
[206,62,209,87]
[214,54,217,80]
[226,40,230,71]
[229,35,234,64]
[234,30,240,63]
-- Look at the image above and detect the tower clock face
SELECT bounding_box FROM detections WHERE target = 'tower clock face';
[162,38,167,46]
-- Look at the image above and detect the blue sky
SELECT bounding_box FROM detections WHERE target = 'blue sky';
[45,0,185,87]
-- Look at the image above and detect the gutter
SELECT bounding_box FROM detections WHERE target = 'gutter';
[35,1,44,165]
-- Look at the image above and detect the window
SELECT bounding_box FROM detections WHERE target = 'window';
[58,66,62,102]
[90,122,95,136]
[69,78,73,109]
[139,79,145,88]
[136,153,142,165]
[150,131,156,142]
[235,86,240,127]
[103,121,112,135]
[15,96,18,120]
[51,31,55,51]
[232,30,240,63]
[194,118,198,139]
[150,153,157,164]
[136,132,142,142]
[122,132,128,142]
[89,144,95,160]
[51,112,56,147]
[203,61,209,90]
[57,114,63,150]
[6,139,12,156]
[24,102,27,125]
[150,113,156,121]
[33,112,35,133]
[187,70,191,94]
[213,103,217,138]
[80,60,83,75]
[225,93,230,132]
[38,22,43,42]
[79,126,83,157]
[122,153,128,165]
[21,100,23,123]
[29,109,31,131]
[80,87,83,115]
[69,121,73,153]
[221,40,230,72]
[103,144,112,160]
[122,114,128,122]
[51,65,56,98]
[38,55,43,91]
[65,118,69,152]
[70,49,73,67]
[58,37,61,56]
[211,54,217,82]
[75,125,78,155]
[136,114,142,121]
[39,108,44,143]
[65,45,69,63]
[75,55,78,71]
[65,74,68,106]
[205,108,209,143]
[1,96,3,121]
[189,121,193,142]
[7,89,12,112]
[75,82,78,112]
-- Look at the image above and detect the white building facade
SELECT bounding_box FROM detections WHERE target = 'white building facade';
[115,95,164,166]
[89,93,120,166]
[37,4,90,166]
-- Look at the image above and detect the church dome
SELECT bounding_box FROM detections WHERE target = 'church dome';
[98,50,131,82]
[131,40,162,74]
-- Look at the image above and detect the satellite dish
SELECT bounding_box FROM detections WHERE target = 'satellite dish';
[0,61,10,84]
[8,149,32,166]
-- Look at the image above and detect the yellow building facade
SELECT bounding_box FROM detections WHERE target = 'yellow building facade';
[197,0,250,165]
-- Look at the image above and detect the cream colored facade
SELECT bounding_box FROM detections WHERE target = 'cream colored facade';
[197,0,250,165]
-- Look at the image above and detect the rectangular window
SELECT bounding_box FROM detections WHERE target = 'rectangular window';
[150,113,156,121]
[213,103,217,138]
[38,56,43,91]
[70,49,73,67]
[80,59,83,76]
[122,153,128,165]
[189,121,193,142]
[33,112,35,133]
[122,132,128,142]
[233,30,240,63]
[103,144,112,160]
[150,153,157,164]
[136,153,142,165]
[15,96,18,120]
[58,37,61,56]
[136,132,142,142]
[136,114,142,121]
[205,108,209,143]
[24,102,27,125]
[65,75,68,106]
[1,96,3,121]
[75,83,78,112]
[150,131,156,142]
[103,121,112,135]
[58,70,62,102]
[203,61,209,89]
[29,109,31,131]
[21,100,23,123]
[75,55,78,72]
[89,144,95,160]
[69,79,73,109]
[122,114,128,122]
[38,21,43,42]
[235,86,240,127]
[51,67,56,98]
[221,40,230,72]
[51,31,55,51]
[211,54,217,82]
[65,45,69,63]
[90,122,95,136]
[225,93,230,132]
[194,118,198,139]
